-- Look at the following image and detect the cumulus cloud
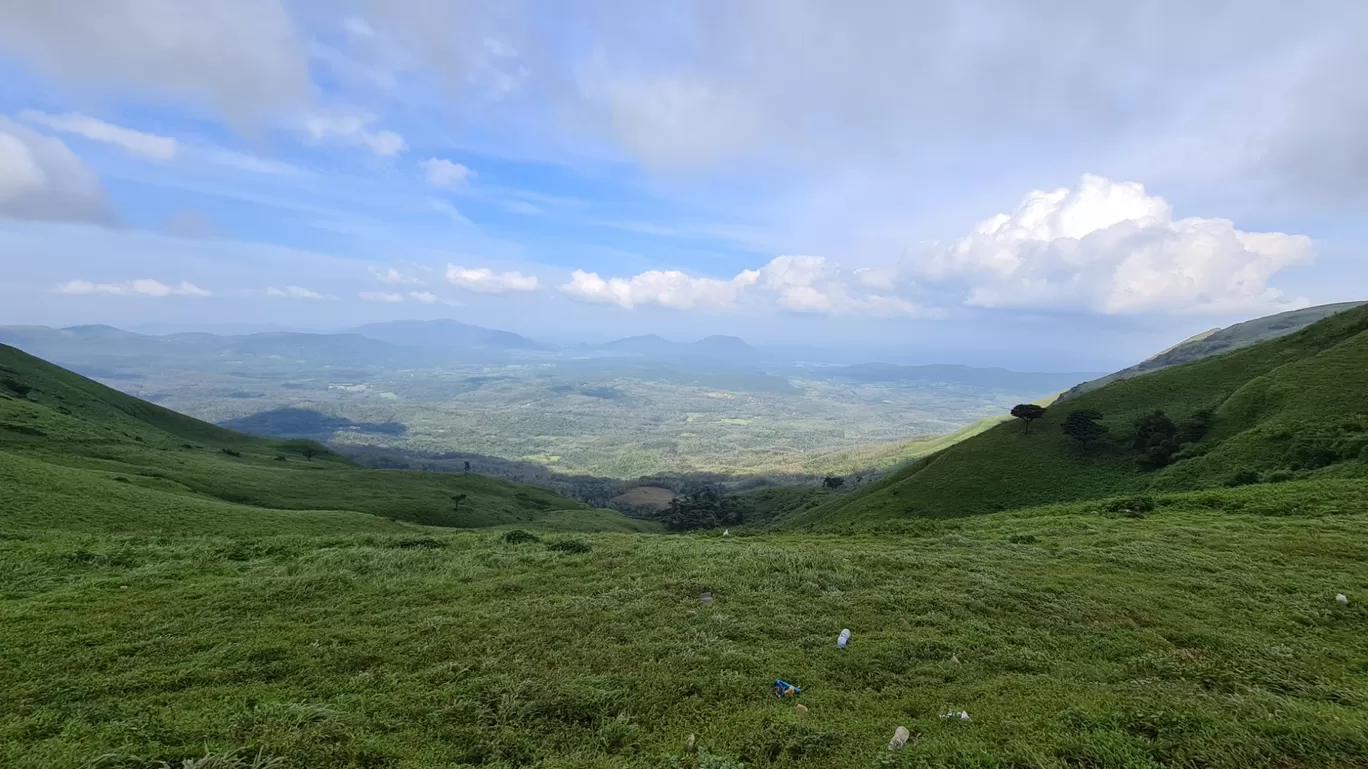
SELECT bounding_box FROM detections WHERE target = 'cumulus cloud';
[0,0,311,123]
[560,255,933,316]
[445,265,539,293]
[368,266,423,285]
[266,285,326,300]
[409,291,438,303]
[58,279,209,297]
[304,113,406,156]
[19,111,177,160]
[422,158,473,186]
[561,268,758,310]
[0,117,112,224]
[916,175,1312,315]
[359,291,404,302]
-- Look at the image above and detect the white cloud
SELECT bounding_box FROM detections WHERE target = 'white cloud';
[266,285,326,300]
[19,111,177,160]
[368,266,423,285]
[203,149,302,176]
[0,117,112,224]
[0,0,311,123]
[560,268,757,310]
[422,158,473,186]
[445,265,539,293]
[58,279,209,297]
[917,174,1312,315]
[559,255,932,316]
[503,200,542,215]
[359,291,404,302]
[304,113,406,157]
[409,291,438,303]
[429,199,470,224]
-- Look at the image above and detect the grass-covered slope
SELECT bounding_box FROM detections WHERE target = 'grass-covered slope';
[1061,301,1364,400]
[790,303,1368,527]
[3,482,1365,767]
[0,344,609,534]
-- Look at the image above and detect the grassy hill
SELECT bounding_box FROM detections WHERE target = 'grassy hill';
[0,344,641,535]
[788,303,1368,528]
[1060,301,1364,400]
[4,482,1365,767]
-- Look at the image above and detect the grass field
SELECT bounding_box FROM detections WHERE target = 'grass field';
[3,482,1366,768]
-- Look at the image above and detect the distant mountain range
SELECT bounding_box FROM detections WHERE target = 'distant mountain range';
[592,334,763,364]
[348,318,549,352]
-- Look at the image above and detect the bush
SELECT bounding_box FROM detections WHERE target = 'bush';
[1,377,32,398]
[548,539,592,554]
[1224,470,1262,487]
[220,448,242,458]
[1265,470,1296,483]
[1104,495,1156,518]
[1006,533,1038,544]
[273,455,288,462]
[501,529,541,544]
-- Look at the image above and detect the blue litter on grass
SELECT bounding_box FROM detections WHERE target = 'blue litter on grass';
[774,679,802,698]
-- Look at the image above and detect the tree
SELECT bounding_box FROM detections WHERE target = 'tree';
[1131,410,1179,470]
[463,461,471,472]
[822,475,845,490]
[663,488,746,531]
[1061,409,1108,448]
[1010,403,1047,434]
[301,446,321,461]
[451,493,468,514]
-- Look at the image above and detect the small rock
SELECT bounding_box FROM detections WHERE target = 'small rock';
[1336,593,1349,604]
[940,710,970,721]
[686,734,696,754]
[888,726,910,750]
[722,529,729,537]
[899,617,910,627]
[795,704,808,713]
[686,610,697,616]
[701,590,713,604]
[949,654,960,664]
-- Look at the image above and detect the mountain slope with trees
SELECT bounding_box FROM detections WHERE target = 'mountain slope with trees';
[788,303,1368,528]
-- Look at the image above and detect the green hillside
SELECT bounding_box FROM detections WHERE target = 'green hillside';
[789,303,1368,528]
[0,344,630,535]
[1060,301,1364,400]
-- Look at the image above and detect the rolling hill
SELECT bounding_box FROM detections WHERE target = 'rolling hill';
[1060,301,1364,400]
[0,343,651,535]
[788,302,1368,528]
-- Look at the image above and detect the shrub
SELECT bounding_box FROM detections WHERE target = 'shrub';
[1006,533,1038,544]
[1224,470,1262,487]
[1,377,32,398]
[501,529,541,544]
[1265,470,1296,483]
[220,448,242,458]
[273,455,288,462]
[548,539,592,554]
[1105,495,1156,518]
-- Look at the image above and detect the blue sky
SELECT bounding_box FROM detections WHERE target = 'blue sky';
[0,1,1365,370]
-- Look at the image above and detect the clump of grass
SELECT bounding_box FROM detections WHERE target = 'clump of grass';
[547,538,592,554]
[1104,495,1157,518]
[500,528,540,544]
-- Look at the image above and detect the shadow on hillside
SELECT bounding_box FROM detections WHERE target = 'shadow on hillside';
[220,407,407,439]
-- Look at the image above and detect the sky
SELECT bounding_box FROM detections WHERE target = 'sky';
[0,0,1365,370]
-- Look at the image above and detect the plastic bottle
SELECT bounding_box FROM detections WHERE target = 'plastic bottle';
[837,628,851,648]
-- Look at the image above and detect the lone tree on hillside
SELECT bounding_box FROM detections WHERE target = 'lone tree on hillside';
[301,446,321,461]
[1010,403,1047,434]
[822,475,845,490]
[1062,409,1108,448]
[1131,410,1179,470]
